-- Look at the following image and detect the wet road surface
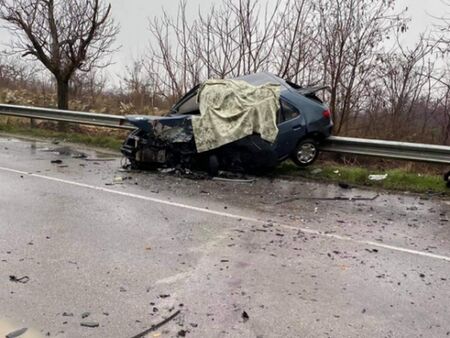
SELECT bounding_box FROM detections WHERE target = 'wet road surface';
[0,135,449,338]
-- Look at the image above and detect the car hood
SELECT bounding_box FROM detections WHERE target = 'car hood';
[126,115,194,143]
[126,115,191,133]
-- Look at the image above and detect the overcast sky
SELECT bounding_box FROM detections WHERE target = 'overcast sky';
[0,0,448,82]
[108,0,448,78]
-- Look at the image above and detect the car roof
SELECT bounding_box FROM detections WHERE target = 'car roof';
[235,72,292,91]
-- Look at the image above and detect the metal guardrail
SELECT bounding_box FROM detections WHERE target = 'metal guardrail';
[0,103,133,130]
[320,136,450,165]
[0,103,449,165]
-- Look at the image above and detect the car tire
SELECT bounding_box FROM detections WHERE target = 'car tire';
[291,138,319,167]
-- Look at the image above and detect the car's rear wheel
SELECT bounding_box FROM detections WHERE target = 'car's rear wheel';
[291,138,319,167]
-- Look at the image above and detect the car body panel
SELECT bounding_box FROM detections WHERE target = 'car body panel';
[275,97,307,160]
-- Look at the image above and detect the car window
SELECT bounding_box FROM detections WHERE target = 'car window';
[176,94,199,115]
[279,99,300,122]
[172,85,201,115]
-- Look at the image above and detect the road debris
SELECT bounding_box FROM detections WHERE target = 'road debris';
[114,176,124,183]
[129,310,181,338]
[9,275,30,284]
[5,328,28,338]
[338,182,351,189]
[85,158,116,162]
[177,330,188,337]
[368,174,388,181]
[276,194,379,204]
[242,311,249,323]
[71,153,87,159]
[105,176,131,186]
[159,168,177,174]
[213,177,255,184]
[80,321,99,328]
[50,160,63,164]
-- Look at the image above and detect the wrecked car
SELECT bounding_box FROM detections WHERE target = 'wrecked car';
[121,72,333,174]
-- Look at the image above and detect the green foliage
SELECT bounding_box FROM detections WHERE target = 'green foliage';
[0,121,123,150]
[278,161,449,195]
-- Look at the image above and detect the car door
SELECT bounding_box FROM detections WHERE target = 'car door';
[274,98,307,159]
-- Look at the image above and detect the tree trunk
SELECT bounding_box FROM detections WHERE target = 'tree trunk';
[56,78,69,130]
[57,78,69,110]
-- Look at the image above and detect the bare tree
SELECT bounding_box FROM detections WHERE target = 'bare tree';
[0,0,119,110]
[148,0,293,98]
[434,0,450,52]
[314,0,407,134]
[274,0,319,84]
[0,53,38,89]
[120,60,154,112]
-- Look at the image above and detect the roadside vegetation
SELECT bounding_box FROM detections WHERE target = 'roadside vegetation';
[0,118,124,150]
[278,162,449,195]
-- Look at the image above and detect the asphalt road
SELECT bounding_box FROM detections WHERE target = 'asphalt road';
[0,135,449,338]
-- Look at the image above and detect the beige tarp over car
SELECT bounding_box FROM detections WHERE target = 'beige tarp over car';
[191,79,280,153]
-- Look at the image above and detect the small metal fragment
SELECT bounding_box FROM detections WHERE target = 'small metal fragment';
[6,328,28,338]
[80,321,99,328]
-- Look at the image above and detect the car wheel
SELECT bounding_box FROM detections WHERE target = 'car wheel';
[291,138,319,167]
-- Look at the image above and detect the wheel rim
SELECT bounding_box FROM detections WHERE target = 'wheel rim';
[297,143,317,164]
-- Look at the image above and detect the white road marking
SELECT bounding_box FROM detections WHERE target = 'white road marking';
[1,165,449,263]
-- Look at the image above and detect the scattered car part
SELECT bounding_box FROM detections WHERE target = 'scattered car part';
[212,177,255,184]
[338,182,351,189]
[276,194,379,205]
[368,174,388,181]
[80,322,99,328]
[9,275,30,284]
[130,310,181,338]
[5,328,28,338]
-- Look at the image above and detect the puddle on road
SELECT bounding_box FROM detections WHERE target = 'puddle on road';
[273,178,378,202]
[0,136,118,160]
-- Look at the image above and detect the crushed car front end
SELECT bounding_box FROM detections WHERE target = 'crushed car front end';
[121,115,197,169]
